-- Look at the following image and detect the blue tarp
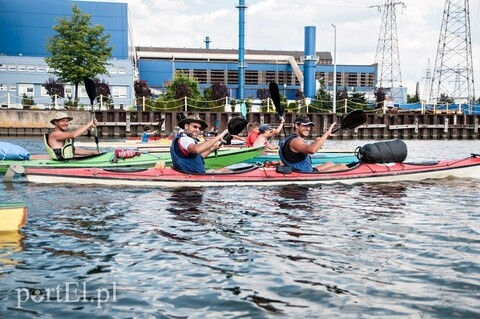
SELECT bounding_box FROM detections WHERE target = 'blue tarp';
[0,142,30,160]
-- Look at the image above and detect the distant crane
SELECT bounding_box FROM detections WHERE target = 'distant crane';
[429,0,475,112]
[372,0,406,104]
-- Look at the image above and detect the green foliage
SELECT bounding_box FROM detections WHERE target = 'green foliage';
[21,93,34,109]
[95,79,114,109]
[45,5,113,104]
[159,72,202,111]
[407,92,420,103]
[64,95,80,109]
[43,77,65,102]
[134,80,151,99]
[438,93,454,104]
[374,87,386,108]
[162,72,201,101]
[349,91,367,109]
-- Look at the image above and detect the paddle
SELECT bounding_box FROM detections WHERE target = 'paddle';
[214,116,248,157]
[84,77,99,152]
[156,118,165,137]
[269,82,287,137]
[331,109,367,134]
[176,113,186,122]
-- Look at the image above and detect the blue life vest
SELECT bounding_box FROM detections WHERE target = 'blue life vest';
[278,134,313,172]
[170,133,206,173]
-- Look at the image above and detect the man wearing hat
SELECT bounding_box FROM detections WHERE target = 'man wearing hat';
[253,116,285,151]
[278,115,348,172]
[45,112,99,160]
[170,114,229,173]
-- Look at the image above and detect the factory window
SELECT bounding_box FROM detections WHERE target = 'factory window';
[19,84,34,96]
[0,84,5,91]
[110,67,117,74]
[9,85,16,91]
[118,67,126,74]
[37,65,45,72]
[9,65,17,71]
[227,70,238,84]
[28,65,35,72]
[193,69,207,83]
[0,64,5,71]
[211,70,224,83]
[245,71,258,85]
[41,86,50,97]
[112,86,127,98]
[18,65,26,72]
[266,71,276,83]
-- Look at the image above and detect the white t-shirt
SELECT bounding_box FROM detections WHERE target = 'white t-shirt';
[178,135,196,153]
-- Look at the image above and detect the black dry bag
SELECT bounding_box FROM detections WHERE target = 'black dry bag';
[355,139,408,164]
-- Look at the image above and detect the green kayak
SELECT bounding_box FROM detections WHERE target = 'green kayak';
[0,146,265,173]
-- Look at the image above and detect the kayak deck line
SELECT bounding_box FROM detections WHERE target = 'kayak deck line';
[22,155,480,188]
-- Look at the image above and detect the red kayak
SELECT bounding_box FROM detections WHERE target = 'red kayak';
[23,155,480,187]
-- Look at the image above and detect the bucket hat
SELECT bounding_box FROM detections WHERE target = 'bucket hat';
[50,112,73,125]
[177,115,208,130]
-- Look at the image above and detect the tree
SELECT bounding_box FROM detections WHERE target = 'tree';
[45,5,113,106]
[163,72,201,101]
[43,77,65,103]
[407,92,420,103]
[134,80,151,98]
[349,91,367,108]
[95,78,113,109]
[374,87,386,108]
[204,82,229,101]
[438,93,454,104]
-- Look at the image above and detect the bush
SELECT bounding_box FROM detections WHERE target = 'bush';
[21,93,34,109]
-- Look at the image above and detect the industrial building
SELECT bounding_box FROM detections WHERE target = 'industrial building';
[0,0,377,110]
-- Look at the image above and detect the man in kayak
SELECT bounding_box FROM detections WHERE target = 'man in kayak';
[278,115,348,172]
[45,112,99,160]
[253,116,285,151]
[170,115,229,173]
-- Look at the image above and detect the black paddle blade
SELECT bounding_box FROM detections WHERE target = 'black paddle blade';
[176,113,186,122]
[227,116,248,135]
[269,82,283,116]
[84,77,96,105]
[332,109,367,133]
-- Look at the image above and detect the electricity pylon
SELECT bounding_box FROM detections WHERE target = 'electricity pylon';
[429,0,475,112]
[372,0,406,104]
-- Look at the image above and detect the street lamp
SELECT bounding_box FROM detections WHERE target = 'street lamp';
[331,23,337,114]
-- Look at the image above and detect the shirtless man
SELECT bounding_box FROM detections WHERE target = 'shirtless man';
[46,112,99,160]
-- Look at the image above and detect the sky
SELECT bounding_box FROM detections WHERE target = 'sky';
[100,0,480,99]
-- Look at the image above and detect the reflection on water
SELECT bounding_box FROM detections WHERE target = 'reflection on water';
[0,231,25,266]
[1,139,480,318]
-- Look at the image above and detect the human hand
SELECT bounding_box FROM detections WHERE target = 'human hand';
[328,122,336,133]
[280,116,285,123]
[91,118,98,127]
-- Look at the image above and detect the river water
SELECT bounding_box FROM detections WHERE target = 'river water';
[1,137,480,318]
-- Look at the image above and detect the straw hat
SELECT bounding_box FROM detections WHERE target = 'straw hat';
[50,112,73,125]
[177,114,208,130]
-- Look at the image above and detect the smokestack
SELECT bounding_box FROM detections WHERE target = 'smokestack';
[236,0,247,100]
[204,36,211,49]
[304,26,317,99]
